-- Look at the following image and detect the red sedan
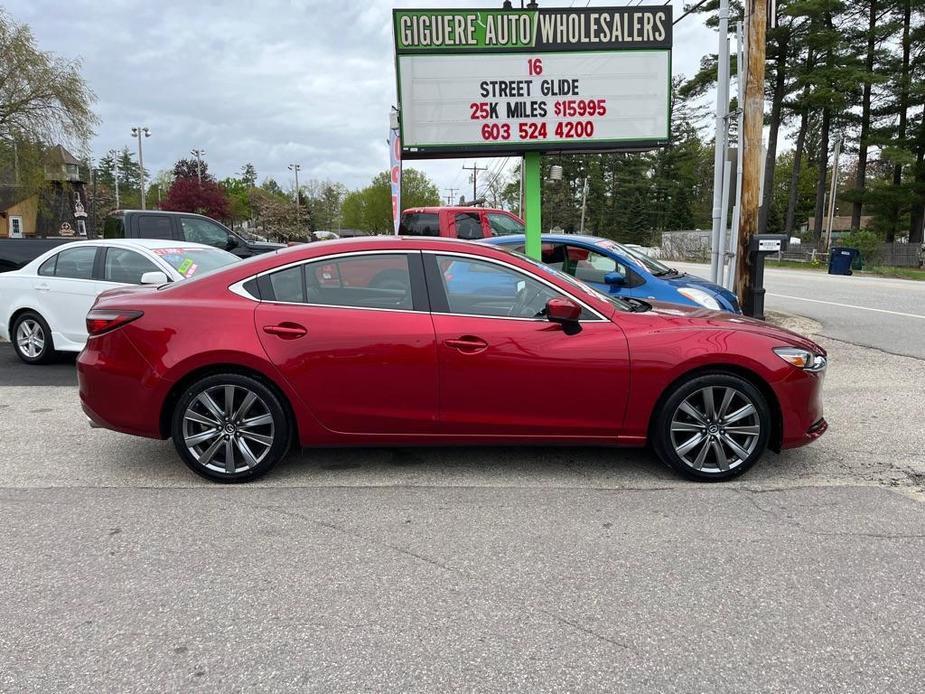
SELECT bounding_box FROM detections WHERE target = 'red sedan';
[78,236,827,483]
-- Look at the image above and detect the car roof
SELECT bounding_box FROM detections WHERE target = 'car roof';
[42,238,217,251]
[402,206,510,215]
[488,233,612,245]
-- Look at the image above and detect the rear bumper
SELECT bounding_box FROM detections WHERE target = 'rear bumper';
[77,330,169,440]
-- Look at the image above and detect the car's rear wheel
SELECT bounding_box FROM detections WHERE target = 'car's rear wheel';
[653,373,770,481]
[12,312,57,365]
[171,373,290,483]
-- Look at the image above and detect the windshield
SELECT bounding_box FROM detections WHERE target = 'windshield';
[503,248,634,312]
[151,247,240,279]
[595,239,675,276]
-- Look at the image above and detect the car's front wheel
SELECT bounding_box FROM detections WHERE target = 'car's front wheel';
[12,311,57,365]
[653,373,771,481]
[171,373,291,482]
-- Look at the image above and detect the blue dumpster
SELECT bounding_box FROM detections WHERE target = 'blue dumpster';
[828,247,859,276]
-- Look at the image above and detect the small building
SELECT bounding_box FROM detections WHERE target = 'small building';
[0,144,89,238]
[804,215,874,234]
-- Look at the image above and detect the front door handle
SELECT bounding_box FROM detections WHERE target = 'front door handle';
[263,322,307,339]
[444,336,488,354]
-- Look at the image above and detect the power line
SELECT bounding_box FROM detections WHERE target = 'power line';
[462,162,489,202]
[674,0,709,25]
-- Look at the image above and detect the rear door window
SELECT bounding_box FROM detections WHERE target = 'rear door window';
[399,213,439,236]
[53,246,97,280]
[136,215,174,240]
[454,213,484,240]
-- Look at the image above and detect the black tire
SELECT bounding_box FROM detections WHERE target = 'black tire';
[652,372,771,482]
[171,373,291,483]
[11,311,57,365]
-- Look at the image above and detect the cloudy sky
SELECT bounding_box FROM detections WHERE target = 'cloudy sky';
[11,0,717,199]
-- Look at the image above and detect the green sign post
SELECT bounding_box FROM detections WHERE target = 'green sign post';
[392,5,673,258]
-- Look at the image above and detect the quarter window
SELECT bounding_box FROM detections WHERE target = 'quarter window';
[103,248,160,284]
[52,246,97,280]
[434,255,567,319]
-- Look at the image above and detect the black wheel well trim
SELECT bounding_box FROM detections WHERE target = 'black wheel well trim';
[648,364,783,453]
[158,363,300,446]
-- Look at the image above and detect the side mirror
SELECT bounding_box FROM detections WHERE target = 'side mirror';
[140,271,168,285]
[604,271,626,286]
[225,235,240,250]
[546,297,582,334]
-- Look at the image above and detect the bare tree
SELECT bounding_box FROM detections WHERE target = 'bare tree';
[0,10,98,146]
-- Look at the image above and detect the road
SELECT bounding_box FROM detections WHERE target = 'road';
[1,278,924,691]
[673,262,925,360]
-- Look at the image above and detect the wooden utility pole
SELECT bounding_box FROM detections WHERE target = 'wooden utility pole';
[734,0,767,309]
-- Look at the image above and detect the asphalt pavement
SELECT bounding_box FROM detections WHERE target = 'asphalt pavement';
[673,261,925,360]
[0,278,923,691]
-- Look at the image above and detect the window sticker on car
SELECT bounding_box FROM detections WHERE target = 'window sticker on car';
[177,258,194,276]
[152,248,191,256]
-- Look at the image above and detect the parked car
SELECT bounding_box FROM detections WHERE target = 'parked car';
[78,236,827,484]
[0,239,240,364]
[399,206,525,239]
[103,210,285,258]
[483,234,741,313]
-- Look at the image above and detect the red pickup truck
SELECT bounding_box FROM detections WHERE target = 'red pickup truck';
[398,206,524,240]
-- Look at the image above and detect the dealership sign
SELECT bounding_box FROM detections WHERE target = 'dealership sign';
[393,6,673,158]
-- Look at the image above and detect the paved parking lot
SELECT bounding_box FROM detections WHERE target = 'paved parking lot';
[1,321,923,691]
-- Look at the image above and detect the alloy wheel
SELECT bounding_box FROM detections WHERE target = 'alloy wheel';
[16,319,45,359]
[669,385,761,474]
[181,384,276,475]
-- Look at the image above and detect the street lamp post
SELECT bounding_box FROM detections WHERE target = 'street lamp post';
[288,163,302,226]
[131,127,151,209]
[191,148,206,185]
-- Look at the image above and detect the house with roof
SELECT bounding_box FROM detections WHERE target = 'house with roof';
[0,144,89,238]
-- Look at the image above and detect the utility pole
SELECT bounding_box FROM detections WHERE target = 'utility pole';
[130,127,151,210]
[108,149,121,210]
[824,134,843,251]
[288,163,301,226]
[734,0,767,310]
[444,187,458,206]
[709,0,731,284]
[191,148,206,185]
[462,162,488,202]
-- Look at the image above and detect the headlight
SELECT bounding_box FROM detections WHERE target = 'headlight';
[773,347,827,372]
[677,287,721,310]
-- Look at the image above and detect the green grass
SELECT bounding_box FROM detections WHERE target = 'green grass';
[763,259,825,271]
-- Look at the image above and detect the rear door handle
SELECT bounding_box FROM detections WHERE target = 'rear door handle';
[263,323,307,339]
[444,336,488,353]
[34,283,51,292]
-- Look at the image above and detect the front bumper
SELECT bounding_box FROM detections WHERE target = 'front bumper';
[776,368,827,450]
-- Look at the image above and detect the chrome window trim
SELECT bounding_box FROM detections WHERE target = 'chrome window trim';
[228,247,609,322]
[423,249,608,322]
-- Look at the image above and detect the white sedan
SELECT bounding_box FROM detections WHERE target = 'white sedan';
[0,239,240,364]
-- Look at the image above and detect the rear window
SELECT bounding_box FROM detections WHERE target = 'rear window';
[102,215,125,239]
[149,247,239,278]
[399,213,439,236]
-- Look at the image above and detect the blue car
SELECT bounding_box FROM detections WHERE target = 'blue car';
[482,234,741,313]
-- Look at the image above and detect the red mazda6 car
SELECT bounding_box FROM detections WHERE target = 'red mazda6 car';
[78,236,827,483]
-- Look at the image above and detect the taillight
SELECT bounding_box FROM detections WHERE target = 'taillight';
[86,310,143,336]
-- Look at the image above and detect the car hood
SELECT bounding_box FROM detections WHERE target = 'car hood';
[668,271,739,306]
[638,300,825,355]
